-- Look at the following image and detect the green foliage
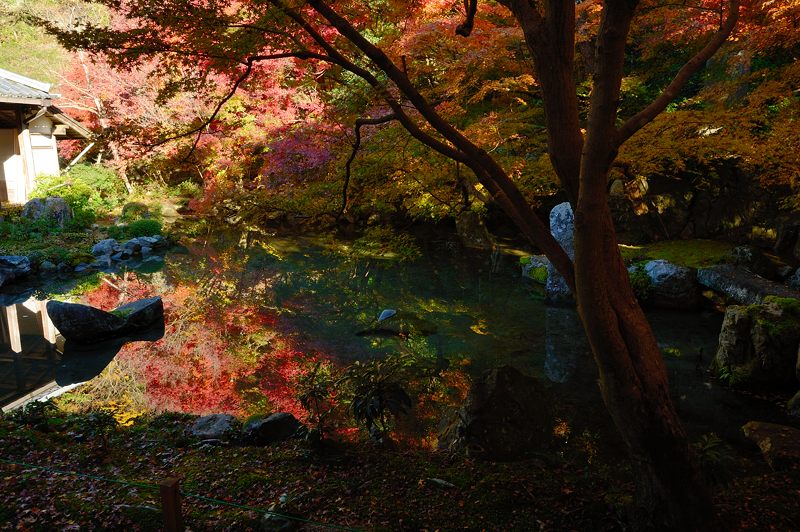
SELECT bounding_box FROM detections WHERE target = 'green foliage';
[32,165,127,229]
[107,219,162,240]
[6,399,59,428]
[342,353,416,438]
[125,219,162,238]
[692,433,736,485]
[296,361,339,442]
[171,180,202,198]
[628,264,653,302]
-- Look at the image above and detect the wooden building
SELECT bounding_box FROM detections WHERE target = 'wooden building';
[0,68,91,204]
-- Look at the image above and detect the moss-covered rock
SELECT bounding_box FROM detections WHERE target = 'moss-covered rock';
[713,297,800,390]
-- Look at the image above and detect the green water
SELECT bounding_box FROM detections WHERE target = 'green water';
[2,230,793,441]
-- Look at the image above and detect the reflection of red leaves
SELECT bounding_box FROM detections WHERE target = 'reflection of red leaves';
[253,346,320,421]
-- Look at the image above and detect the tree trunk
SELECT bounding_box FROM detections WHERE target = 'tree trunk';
[573,175,714,530]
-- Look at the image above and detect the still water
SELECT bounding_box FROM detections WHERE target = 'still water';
[0,231,791,441]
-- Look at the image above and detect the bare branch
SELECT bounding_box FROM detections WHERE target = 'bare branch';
[339,113,397,219]
[615,0,739,146]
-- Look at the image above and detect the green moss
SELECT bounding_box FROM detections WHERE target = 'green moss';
[763,296,800,315]
[109,307,134,319]
[530,265,548,284]
[619,239,734,268]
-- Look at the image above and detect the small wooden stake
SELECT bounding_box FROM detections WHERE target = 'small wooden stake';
[160,477,184,532]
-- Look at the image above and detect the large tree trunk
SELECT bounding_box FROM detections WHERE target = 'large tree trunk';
[573,181,714,530]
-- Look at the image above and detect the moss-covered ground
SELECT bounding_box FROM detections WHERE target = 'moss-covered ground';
[619,239,735,268]
[1,408,798,530]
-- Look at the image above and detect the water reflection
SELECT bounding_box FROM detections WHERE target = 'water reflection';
[544,307,588,383]
[56,323,165,386]
[0,297,61,409]
[6,231,785,443]
[0,296,164,410]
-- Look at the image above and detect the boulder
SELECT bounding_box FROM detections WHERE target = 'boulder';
[138,235,168,249]
[697,264,800,305]
[46,296,164,343]
[112,297,164,330]
[642,259,702,309]
[788,390,800,418]
[190,414,238,440]
[22,197,73,228]
[712,297,800,390]
[0,255,31,288]
[91,239,120,257]
[244,412,303,445]
[438,365,554,460]
[545,202,575,306]
[788,268,800,291]
[455,211,494,250]
[123,240,142,254]
[742,421,800,469]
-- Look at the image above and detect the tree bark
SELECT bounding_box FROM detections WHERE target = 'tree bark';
[500,0,738,528]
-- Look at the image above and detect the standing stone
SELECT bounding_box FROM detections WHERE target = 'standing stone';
[545,202,575,306]
[22,197,73,228]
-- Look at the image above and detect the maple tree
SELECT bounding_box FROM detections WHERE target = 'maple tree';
[40,0,747,528]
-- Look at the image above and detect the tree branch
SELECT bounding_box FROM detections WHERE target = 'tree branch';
[147,51,326,159]
[615,0,739,146]
[456,0,478,37]
[309,0,575,289]
[339,113,397,219]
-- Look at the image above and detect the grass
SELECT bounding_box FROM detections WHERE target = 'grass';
[619,239,734,268]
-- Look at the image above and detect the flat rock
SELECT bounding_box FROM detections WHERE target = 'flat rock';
[742,421,800,469]
[697,264,800,305]
[91,238,121,257]
[46,296,164,343]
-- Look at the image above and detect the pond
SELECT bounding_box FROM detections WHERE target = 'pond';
[0,230,793,444]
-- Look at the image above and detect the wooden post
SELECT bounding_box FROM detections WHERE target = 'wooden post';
[160,477,184,532]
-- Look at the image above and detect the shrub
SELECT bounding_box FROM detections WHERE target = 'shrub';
[31,164,127,229]
[125,219,162,238]
[107,219,162,240]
